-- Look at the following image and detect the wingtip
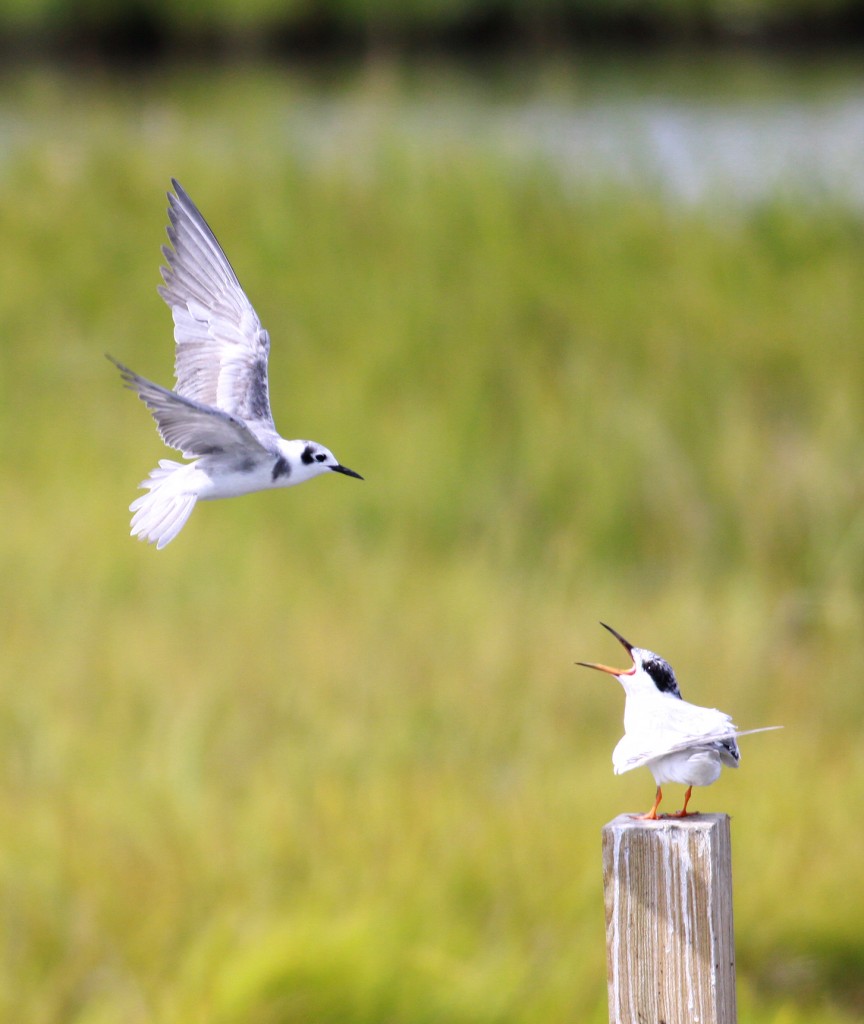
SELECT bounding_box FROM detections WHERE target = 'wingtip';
[166,180,184,218]
[169,178,191,206]
[106,355,139,390]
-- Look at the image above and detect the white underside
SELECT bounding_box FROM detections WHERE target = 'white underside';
[644,748,726,788]
[129,456,308,549]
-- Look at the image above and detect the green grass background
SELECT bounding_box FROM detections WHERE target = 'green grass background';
[2,0,861,43]
[1,64,863,1022]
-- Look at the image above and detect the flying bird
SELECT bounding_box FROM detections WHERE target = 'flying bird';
[109,180,362,549]
[577,623,780,819]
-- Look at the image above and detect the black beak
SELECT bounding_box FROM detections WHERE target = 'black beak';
[331,464,363,480]
[599,622,634,655]
[575,622,636,675]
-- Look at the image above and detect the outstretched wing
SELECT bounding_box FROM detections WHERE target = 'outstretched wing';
[614,733,737,775]
[614,698,736,775]
[158,179,276,436]
[614,704,781,775]
[110,358,271,459]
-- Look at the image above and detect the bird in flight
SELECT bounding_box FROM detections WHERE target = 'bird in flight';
[578,623,780,819]
[109,180,362,549]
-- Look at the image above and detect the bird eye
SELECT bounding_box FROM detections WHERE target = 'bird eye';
[315,453,327,462]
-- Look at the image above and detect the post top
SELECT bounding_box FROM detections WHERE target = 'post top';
[602,812,730,833]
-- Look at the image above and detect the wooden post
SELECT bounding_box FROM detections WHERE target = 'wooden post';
[601,813,736,1024]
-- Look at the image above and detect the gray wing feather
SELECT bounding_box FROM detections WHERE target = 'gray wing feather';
[158,180,276,431]
[110,358,271,459]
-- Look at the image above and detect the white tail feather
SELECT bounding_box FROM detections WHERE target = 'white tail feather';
[130,459,197,549]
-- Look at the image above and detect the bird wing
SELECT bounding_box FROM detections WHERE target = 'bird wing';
[110,358,272,459]
[158,180,277,437]
[614,733,737,775]
[614,699,739,775]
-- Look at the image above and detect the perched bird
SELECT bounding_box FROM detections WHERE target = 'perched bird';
[577,622,779,819]
[109,180,362,549]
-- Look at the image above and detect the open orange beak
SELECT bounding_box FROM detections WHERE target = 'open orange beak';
[576,622,637,676]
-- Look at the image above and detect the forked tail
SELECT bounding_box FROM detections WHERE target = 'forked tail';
[129,459,197,549]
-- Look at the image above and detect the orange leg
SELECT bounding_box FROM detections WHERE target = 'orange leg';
[670,786,694,818]
[631,786,663,820]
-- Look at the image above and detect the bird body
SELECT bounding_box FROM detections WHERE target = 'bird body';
[578,623,779,819]
[110,180,361,549]
[616,698,738,781]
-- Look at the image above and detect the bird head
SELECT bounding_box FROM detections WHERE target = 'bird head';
[291,441,363,483]
[577,622,682,700]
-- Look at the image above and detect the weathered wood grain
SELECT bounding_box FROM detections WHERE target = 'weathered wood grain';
[601,813,736,1024]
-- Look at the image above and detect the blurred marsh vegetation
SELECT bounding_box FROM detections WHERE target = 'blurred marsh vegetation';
[1,56,864,1022]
